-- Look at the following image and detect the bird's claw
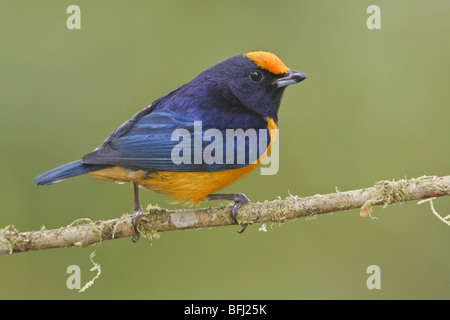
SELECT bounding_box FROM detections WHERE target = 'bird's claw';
[208,193,250,233]
[231,197,249,233]
[132,205,143,243]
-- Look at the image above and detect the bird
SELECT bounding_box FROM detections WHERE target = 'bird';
[33,51,307,241]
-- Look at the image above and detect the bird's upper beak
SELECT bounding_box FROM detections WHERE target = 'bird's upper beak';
[273,70,307,89]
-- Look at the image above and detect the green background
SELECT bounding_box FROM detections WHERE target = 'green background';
[1,0,449,299]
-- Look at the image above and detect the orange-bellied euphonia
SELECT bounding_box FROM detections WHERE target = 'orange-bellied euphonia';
[33,51,307,241]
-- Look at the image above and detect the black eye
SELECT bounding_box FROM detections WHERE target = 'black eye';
[249,70,264,83]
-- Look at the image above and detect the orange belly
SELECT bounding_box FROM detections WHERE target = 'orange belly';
[87,117,277,204]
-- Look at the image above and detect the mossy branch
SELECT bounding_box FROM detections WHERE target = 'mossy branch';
[1,175,449,255]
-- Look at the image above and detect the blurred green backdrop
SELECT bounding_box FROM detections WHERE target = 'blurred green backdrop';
[1,0,449,299]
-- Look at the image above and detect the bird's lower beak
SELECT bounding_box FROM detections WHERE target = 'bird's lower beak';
[273,70,307,89]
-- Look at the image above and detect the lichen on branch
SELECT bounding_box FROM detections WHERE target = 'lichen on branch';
[1,175,449,255]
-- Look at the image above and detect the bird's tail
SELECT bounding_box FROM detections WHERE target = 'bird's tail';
[33,160,112,186]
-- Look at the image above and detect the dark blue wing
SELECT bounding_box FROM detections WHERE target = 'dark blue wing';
[82,106,271,172]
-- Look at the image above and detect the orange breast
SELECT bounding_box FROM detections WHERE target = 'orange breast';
[87,117,278,204]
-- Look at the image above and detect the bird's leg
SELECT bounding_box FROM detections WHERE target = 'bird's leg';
[132,182,143,242]
[207,193,250,233]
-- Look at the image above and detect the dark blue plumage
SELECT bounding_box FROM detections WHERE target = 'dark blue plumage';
[33,51,307,239]
[33,160,112,186]
[81,55,275,172]
[33,53,305,186]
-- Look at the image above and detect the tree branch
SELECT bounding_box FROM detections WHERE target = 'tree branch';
[1,175,449,255]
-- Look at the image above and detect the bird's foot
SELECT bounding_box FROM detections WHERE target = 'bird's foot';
[207,193,250,233]
[132,203,143,243]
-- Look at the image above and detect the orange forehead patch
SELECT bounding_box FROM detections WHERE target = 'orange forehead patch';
[244,51,289,75]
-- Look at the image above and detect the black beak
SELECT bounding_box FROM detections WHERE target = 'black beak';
[273,70,307,89]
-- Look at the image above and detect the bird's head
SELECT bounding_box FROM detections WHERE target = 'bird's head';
[194,51,307,120]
